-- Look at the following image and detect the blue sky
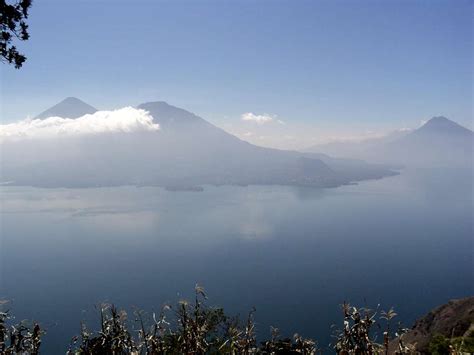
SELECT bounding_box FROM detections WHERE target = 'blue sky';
[1,0,472,146]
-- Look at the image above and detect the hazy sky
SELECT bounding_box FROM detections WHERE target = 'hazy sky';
[1,0,472,147]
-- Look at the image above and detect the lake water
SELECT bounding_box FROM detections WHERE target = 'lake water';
[0,167,472,352]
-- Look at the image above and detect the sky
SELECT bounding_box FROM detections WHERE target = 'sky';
[1,0,472,149]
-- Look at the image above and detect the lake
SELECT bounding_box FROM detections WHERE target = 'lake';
[0,167,472,353]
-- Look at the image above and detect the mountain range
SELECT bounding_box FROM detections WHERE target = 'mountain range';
[0,98,395,188]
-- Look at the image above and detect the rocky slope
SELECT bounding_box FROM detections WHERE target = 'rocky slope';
[391,296,474,353]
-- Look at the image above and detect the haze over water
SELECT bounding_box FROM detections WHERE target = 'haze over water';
[1,167,472,353]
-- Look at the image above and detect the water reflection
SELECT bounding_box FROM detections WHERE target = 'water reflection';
[0,168,472,353]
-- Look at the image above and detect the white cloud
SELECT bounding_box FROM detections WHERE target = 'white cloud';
[0,107,159,142]
[241,112,275,125]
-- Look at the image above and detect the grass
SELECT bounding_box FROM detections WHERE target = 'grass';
[428,332,474,355]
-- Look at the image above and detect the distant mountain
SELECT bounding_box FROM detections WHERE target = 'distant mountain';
[416,116,472,137]
[1,99,396,188]
[35,97,97,119]
[307,117,473,167]
[382,116,473,166]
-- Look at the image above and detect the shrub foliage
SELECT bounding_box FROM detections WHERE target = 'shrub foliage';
[1,287,472,354]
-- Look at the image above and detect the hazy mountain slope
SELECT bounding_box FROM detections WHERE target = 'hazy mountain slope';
[303,152,398,181]
[136,101,395,185]
[135,101,342,187]
[306,130,411,159]
[1,99,396,188]
[35,97,98,119]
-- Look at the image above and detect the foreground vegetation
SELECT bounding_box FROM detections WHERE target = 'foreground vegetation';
[0,287,473,354]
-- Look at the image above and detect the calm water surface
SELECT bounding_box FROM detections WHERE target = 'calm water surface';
[1,168,472,352]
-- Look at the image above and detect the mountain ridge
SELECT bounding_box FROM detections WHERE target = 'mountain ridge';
[1,98,396,188]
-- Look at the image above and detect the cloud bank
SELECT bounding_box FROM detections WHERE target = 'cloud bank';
[241,112,275,125]
[0,107,159,142]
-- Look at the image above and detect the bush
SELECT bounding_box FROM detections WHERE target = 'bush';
[66,286,318,354]
[0,301,43,354]
[6,287,469,354]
